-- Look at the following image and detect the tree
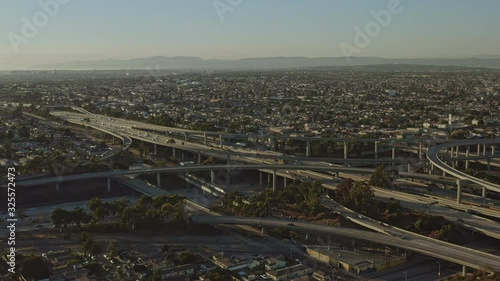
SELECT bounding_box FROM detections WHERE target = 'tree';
[160,203,174,217]
[88,243,102,255]
[109,199,129,217]
[18,125,30,138]
[137,195,153,210]
[72,207,92,228]
[82,238,94,255]
[107,241,118,257]
[94,207,106,221]
[161,244,170,253]
[369,165,390,189]
[121,206,139,230]
[335,178,354,205]
[176,250,196,264]
[334,180,374,214]
[149,268,162,281]
[19,256,50,280]
[87,198,103,213]
[51,208,71,228]
[349,182,374,214]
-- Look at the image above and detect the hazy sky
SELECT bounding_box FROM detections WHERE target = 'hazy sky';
[1,0,500,69]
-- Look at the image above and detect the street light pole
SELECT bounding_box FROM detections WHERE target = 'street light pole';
[437,261,441,277]
[403,271,407,281]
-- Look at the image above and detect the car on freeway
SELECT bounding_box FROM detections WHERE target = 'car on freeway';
[287,223,295,226]
[35,224,44,228]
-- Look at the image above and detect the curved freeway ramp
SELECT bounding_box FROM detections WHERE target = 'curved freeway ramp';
[427,139,500,193]
[190,215,500,273]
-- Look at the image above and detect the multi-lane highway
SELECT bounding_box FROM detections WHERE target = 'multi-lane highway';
[38,110,500,236]
[190,215,500,273]
[427,139,500,193]
[18,108,500,274]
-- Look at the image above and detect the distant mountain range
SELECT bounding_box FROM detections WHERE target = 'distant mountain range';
[39,56,500,70]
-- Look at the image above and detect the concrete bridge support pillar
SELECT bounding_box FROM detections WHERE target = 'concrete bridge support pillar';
[343,142,348,159]
[477,144,481,156]
[462,265,467,277]
[391,147,396,169]
[107,177,111,192]
[226,155,231,164]
[211,170,215,184]
[156,173,161,188]
[272,169,277,193]
[181,152,185,160]
[407,163,411,173]
[268,173,271,185]
[375,141,379,159]
[306,141,311,157]
[56,183,60,192]
[418,142,423,160]
[465,146,470,169]
[455,146,460,157]
[204,133,207,146]
[482,187,487,198]
[428,163,434,175]
[219,134,223,149]
[483,144,487,156]
[259,171,263,186]
[172,147,176,158]
[284,177,287,188]
[456,179,463,204]
[153,144,158,155]
[198,153,202,165]
[492,145,496,155]
[112,135,115,144]
[184,133,188,142]
[450,147,454,159]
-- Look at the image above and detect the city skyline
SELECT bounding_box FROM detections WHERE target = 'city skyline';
[1,0,500,70]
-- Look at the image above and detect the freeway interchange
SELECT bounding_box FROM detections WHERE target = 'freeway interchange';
[14,108,500,274]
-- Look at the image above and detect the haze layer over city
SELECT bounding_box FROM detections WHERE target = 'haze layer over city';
[1,1,500,281]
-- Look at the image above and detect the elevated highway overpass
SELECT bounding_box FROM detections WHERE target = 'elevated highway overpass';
[427,139,500,202]
[14,108,500,272]
[190,215,500,273]
[12,163,465,190]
